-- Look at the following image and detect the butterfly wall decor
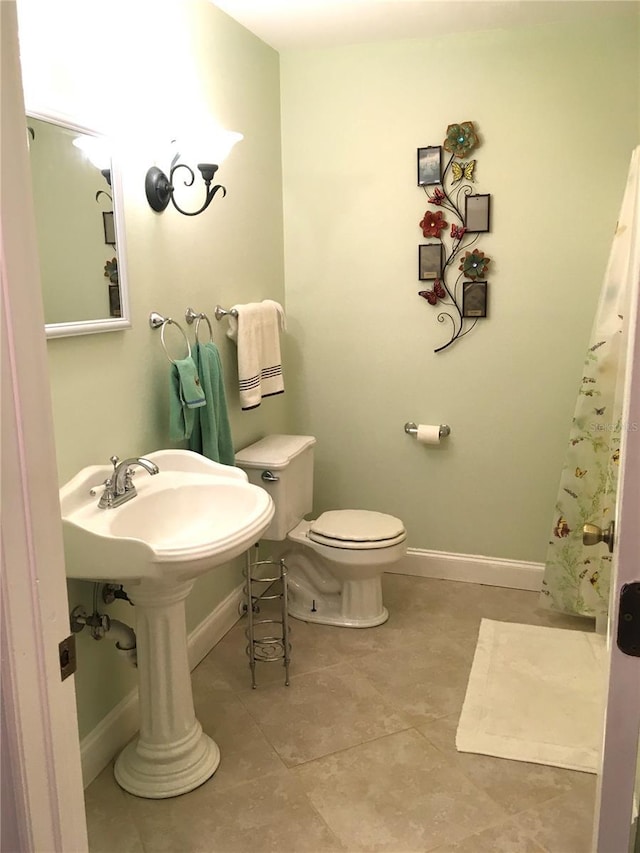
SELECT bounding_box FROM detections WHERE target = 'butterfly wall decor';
[419,279,446,305]
[451,160,475,183]
[415,121,494,353]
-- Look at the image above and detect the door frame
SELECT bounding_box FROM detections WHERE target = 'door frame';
[1,4,87,850]
[593,148,640,853]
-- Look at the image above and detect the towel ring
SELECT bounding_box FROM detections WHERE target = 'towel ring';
[195,314,213,344]
[185,307,213,344]
[156,317,191,364]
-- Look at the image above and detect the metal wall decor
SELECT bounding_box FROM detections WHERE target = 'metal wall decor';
[416,121,493,353]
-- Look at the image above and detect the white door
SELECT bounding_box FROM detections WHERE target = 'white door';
[593,151,640,853]
[1,4,88,850]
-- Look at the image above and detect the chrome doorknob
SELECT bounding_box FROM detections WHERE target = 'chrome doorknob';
[583,521,615,553]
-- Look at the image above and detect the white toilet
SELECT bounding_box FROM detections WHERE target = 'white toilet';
[235,435,407,628]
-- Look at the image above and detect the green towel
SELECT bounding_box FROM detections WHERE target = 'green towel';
[189,342,235,465]
[169,356,206,441]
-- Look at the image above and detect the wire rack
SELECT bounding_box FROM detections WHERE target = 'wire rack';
[242,545,291,689]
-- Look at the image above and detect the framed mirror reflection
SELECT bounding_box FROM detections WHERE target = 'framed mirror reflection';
[26,110,131,338]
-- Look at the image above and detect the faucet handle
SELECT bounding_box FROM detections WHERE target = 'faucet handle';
[89,478,111,497]
[97,486,115,508]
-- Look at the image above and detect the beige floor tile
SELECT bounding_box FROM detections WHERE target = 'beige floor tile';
[525,604,595,633]
[418,714,593,816]
[429,819,548,852]
[237,662,411,766]
[191,675,288,792]
[386,575,591,629]
[515,782,598,853]
[124,770,343,852]
[354,639,472,724]
[387,576,504,621]
[382,576,510,653]
[191,648,245,704]
[384,575,593,657]
[294,728,508,852]
[473,585,593,634]
[84,765,144,853]
[298,607,460,660]
[381,571,432,600]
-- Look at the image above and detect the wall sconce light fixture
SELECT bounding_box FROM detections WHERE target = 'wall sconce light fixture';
[145,129,243,217]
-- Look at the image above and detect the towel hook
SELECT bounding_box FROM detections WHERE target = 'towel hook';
[185,307,214,345]
[149,312,191,363]
[214,304,238,321]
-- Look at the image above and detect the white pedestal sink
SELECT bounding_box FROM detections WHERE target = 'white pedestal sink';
[60,450,274,799]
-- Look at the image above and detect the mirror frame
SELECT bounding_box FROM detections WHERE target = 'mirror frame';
[27,108,131,338]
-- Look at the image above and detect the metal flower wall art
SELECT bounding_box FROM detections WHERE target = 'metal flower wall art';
[417,121,492,353]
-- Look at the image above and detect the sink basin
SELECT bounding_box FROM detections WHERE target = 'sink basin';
[60,449,274,581]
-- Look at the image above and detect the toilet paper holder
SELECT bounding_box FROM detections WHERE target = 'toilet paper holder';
[404,422,451,439]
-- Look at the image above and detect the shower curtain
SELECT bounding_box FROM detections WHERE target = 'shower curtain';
[541,147,640,620]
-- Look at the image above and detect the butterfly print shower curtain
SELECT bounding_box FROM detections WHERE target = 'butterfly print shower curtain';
[541,148,639,620]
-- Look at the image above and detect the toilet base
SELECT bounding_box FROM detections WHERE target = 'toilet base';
[288,577,389,629]
[289,601,389,628]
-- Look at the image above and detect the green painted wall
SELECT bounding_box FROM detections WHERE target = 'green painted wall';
[18,0,288,739]
[280,14,639,564]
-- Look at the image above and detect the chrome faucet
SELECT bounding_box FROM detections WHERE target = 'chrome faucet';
[95,455,160,508]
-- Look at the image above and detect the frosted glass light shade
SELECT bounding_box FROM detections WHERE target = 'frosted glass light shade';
[210,129,243,164]
[72,134,112,171]
[177,128,243,166]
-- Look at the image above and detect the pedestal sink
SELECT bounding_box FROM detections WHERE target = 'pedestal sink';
[60,450,274,799]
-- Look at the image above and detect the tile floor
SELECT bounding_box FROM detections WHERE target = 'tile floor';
[85,574,597,853]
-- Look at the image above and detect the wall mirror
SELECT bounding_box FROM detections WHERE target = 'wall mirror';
[27,110,131,338]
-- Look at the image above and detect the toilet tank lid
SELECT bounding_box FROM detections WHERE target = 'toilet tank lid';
[235,435,316,470]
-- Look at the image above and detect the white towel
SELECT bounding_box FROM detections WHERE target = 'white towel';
[226,300,285,410]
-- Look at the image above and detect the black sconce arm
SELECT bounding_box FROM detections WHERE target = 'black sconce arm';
[169,162,226,216]
[145,159,227,217]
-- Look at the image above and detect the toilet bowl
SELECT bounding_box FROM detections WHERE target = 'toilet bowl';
[235,436,407,629]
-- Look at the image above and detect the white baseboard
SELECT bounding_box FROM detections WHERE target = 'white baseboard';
[80,583,244,789]
[187,585,245,671]
[79,687,139,792]
[387,548,544,592]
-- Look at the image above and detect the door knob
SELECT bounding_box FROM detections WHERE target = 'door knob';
[583,521,615,553]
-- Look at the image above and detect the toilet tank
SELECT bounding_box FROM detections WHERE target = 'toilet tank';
[235,435,316,541]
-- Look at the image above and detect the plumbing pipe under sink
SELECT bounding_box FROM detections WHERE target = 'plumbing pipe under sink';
[70,605,137,667]
[107,618,137,667]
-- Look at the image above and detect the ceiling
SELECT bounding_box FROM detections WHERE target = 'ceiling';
[211,0,635,51]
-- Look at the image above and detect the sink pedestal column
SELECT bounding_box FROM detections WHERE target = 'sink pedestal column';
[114,579,220,798]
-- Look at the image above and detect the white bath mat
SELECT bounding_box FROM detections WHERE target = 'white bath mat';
[456,619,606,773]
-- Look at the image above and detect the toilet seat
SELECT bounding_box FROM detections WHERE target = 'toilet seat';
[308,510,406,550]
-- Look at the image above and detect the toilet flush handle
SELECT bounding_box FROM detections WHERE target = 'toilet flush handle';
[261,470,279,483]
